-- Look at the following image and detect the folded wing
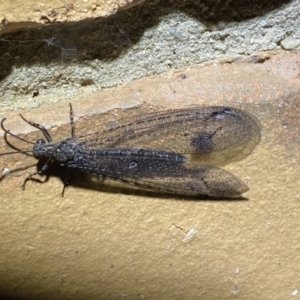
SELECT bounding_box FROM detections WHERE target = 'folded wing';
[66,152,248,197]
[77,106,261,155]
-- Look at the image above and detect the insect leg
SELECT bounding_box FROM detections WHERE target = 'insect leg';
[21,158,51,190]
[61,172,72,197]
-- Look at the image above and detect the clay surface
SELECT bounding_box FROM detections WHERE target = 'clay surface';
[0,51,299,300]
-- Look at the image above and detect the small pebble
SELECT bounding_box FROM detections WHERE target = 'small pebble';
[281,36,300,50]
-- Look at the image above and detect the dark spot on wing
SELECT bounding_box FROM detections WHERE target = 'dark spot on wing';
[191,131,215,152]
[190,110,229,152]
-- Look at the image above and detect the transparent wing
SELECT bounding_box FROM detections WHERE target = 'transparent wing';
[76,106,261,155]
[66,154,248,197]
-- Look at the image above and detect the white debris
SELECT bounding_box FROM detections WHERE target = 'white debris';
[182,228,198,242]
[292,289,298,296]
[2,167,11,176]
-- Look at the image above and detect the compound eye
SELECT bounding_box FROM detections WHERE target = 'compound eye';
[36,138,46,145]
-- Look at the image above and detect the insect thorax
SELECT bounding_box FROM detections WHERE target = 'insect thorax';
[33,139,87,162]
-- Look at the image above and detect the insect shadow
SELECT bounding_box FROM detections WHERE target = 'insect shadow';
[0,104,261,199]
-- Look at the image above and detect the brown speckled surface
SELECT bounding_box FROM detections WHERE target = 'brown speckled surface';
[0,0,144,32]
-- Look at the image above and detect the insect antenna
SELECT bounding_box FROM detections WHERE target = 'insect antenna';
[0,163,38,182]
[1,118,35,145]
[20,114,53,142]
[69,103,76,139]
[0,149,33,157]
[0,118,34,157]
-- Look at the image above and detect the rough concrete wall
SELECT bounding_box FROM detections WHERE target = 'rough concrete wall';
[0,0,299,112]
[0,1,300,300]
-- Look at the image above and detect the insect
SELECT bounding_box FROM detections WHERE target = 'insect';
[0,104,261,197]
